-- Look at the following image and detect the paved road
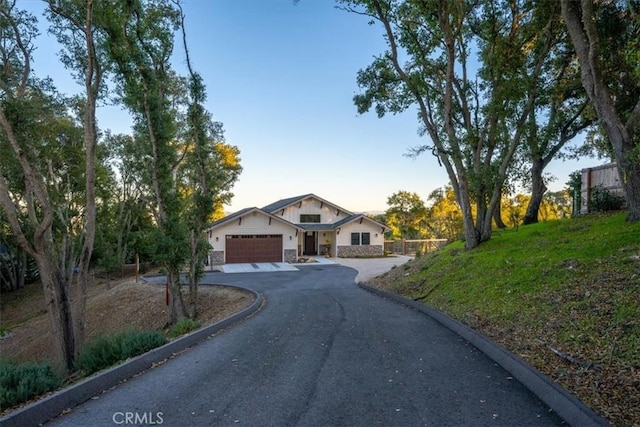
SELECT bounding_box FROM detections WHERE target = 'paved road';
[48,265,563,426]
[331,254,413,282]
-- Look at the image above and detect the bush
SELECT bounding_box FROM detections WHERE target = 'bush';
[75,330,167,375]
[119,331,167,359]
[74,335,125,375]
[168,317,201,338]
[588,185,625,213]
[0,360,62,410]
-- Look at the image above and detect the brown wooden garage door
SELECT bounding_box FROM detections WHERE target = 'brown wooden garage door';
[225,234,283,263]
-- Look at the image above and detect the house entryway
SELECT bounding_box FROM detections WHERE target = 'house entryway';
[303,231,317,256]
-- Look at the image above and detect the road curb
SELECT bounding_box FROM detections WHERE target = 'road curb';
[0,286,263,427]
[358,283,609,427]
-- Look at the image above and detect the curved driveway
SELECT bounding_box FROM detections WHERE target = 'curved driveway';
[49,264,563,426]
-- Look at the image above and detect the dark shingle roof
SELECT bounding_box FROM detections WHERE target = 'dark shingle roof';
[300,223,337,231]
[332,214,362,228]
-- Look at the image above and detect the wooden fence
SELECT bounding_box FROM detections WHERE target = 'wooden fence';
[384,239,448,255]
[580,163,625,214]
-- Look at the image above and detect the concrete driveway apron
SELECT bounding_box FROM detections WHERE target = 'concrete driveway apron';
[48,264,563,426]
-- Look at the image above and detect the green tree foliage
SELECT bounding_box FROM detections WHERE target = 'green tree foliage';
[425,187,464,241]
[0,0,93,369]
[92,189,156,276]
[502,192,570,229]
[95,132,157,274]
[423,186,570,237]
[341,0,553,249]
[513,1,595,225]
[386,191,428,239]
[98,0,190,323]
[0,0,241,370]
[96,0,241,323]
[175,3,242,318]
[0,209,38,291]
[46,0,108,356]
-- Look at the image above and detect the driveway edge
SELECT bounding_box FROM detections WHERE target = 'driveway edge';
[0,286,263,427]
[359,283,609,427]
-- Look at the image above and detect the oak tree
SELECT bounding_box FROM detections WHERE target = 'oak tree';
[46,0,105,354]
[561,0,640,221]
[342,0,550,248]
[0,0,86,369]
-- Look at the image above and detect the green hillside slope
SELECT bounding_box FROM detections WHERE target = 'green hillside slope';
[370,213,640,426]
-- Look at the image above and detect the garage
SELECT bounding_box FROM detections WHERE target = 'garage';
[225,234,283,263]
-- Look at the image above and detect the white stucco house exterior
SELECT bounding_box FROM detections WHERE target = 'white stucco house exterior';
[204,194,390,264]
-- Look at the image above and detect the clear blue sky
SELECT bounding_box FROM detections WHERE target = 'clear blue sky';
[24,0,597,213]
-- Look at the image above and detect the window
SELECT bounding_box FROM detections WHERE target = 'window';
[351,233,360,245]
[351,232,371,246]
[300,214,321,223]
[361,232,370,245]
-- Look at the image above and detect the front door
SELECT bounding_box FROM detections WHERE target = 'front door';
[303,232,317,256]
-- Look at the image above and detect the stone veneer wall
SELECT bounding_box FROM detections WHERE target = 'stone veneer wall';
[210,251,225,265]
[284,249,297,263]
[337,245,383,258]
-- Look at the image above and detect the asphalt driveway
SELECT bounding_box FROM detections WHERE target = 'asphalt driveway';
[43,264,567,426]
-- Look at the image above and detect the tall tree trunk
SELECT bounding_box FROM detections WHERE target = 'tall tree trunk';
[0,108,78,371]
[145,107,187,325]
[36,252,75,371]
[561,0,640,222]
[74,0,100,355]
[523,159,547,225]
[167,269,186,324]
[188,230,199,319]
[456,177,481,249]
[493,198,507,229]
[621,160,640,220]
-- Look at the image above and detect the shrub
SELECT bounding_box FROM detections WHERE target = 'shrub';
[168,317,201,338]
[75,330,167,376]
[74,335,125,375]
[588,185,625,213]
[0,360,62,410]
[119,331,167,359]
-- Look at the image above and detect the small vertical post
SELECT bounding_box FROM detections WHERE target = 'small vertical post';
[135,253,139,283]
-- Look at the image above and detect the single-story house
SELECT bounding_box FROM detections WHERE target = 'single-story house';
[204,194,390,264]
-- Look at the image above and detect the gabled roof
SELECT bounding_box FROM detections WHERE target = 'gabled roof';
[207,207,254,229]
[262,194,313,213]
[333,213,390,232]
[262,193,353,216]
[204,207,303,232]
[206,195,388,234]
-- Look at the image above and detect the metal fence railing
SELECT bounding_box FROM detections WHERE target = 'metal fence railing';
[384,239,448,255]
